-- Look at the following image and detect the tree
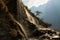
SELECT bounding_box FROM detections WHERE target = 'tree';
[35,11,42,16]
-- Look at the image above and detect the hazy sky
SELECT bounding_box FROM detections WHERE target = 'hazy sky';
[22,0,50,8]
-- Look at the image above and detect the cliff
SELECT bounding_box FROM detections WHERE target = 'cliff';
[0,0,60,40]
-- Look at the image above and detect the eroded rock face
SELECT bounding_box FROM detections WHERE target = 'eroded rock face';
[29,28,60,40]
[0,0,60,40]
[0,0,18,40]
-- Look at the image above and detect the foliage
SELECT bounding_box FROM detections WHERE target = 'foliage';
[35,11,42,16]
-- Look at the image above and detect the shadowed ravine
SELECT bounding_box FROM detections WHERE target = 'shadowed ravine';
[0,0,60,40]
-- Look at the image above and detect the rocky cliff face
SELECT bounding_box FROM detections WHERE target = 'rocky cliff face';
[0,0,60,40]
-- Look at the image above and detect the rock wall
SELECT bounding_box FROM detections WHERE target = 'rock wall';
[0,0,60,40]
